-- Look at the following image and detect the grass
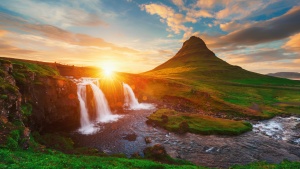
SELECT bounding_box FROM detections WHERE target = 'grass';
[230,160,300,169]
[11,60,59,77]
[0,148,200,169]
[148,109,252,135]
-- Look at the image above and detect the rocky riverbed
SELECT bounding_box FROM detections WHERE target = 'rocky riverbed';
[71,108,300,168]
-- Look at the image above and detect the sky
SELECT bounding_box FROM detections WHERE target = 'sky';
[0,0,299,74]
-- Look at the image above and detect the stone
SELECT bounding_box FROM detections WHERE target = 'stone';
[145,137,152,144]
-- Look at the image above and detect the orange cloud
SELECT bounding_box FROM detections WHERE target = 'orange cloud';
[195,0,225,9]
[0,30,7,36]
[283,33,300,51]
[220,21,255,32]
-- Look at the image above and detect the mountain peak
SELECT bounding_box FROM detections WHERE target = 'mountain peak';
[183,36,206,47]
[173,36,211,58]
[149,36,226,72]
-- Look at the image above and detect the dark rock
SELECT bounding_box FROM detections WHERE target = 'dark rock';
[145,137,152,144]
[178,121,189,134]
[123,133,137,141]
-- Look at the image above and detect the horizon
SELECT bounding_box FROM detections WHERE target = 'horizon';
[0,0,300,74]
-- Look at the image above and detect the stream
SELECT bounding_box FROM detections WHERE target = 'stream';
[71,108,300,168]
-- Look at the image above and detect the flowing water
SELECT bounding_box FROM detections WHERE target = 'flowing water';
[72,108,300,168]
[123,83,154,110]
[74,78,122,135]
[71,78,300,168]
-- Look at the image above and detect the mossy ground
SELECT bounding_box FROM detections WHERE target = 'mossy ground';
[148,109,252,135]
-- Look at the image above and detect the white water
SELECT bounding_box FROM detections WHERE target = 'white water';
[253,116,300,144]
[123,83,154,110]
[89,82,121,123]
[75,78,122,135]
[76,83,99,135]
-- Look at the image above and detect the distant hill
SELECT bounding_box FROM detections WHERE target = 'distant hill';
[267,72,300,80]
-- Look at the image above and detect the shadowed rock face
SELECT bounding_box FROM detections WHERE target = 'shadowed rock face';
[1,59,81,133]
[25,77,80,132]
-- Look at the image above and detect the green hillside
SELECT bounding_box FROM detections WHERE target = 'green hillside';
[136,36,300,134]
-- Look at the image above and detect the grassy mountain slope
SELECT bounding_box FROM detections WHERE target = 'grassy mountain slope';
[137,36,300,134]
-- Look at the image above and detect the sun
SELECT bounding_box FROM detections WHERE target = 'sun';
[101,62,115,77]
[104,67,113,76]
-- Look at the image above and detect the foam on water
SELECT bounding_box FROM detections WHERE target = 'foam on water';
[123,83,155,110]
[253,116,300,144]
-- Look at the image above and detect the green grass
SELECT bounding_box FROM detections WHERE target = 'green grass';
[148,109,252,135]
[11,60,59,77]
[230,160,300,169]
[0,149,200,169]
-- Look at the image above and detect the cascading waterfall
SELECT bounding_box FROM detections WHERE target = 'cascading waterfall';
[77,82,99,134]
[123,83,154,110]
[75,78,121,135]
[88,82,120,123]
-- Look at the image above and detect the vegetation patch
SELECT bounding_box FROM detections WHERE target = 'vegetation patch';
[230,160,300,169]
[148,109,252,135]
[0,148,199,169]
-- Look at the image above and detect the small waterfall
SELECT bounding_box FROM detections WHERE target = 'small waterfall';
[77,83,99,134]
[89,82,120,123]
[123,83,154,110]
[75,78,122,135]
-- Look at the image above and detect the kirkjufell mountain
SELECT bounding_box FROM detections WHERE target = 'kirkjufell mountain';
[146,36,272,81]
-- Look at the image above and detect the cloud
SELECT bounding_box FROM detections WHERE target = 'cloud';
[0,40,36,56]
[140,3,190,34]
[283,33,300,51]
[0,13,138,54]
[186,9,213,23]
[0,0,107,28]
[223,49,299,64]
[216,1,276,20]
[195,0,225,9]
[220,6,300,46]
[172,0,185,10]
[220,21,255,32]
[0,30,7,37]
[140,2,211,41]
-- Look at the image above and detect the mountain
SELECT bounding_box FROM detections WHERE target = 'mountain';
[268,72,300,80]
[146,36,270,81]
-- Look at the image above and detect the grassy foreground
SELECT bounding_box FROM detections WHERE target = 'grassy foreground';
[0,148,200,169]
[148,109,252,135]
[1,148,300,169]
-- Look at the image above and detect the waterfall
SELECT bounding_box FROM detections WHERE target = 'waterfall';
[88,82,120,123]
[123,83,154,110]
[75,78,122,135]
[77,83,99,135]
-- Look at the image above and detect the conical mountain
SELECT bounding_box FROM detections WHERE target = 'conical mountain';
[146,36,263,80]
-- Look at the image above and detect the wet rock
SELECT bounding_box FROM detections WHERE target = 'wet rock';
[145,137,152,144]
[123,133,137,141]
